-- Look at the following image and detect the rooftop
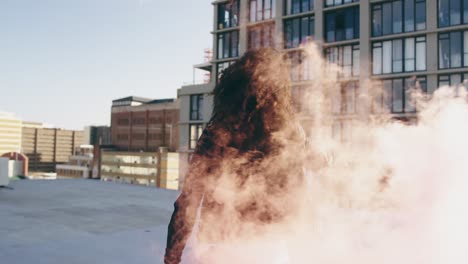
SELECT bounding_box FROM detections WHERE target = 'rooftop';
[0,179,181,264]
[112,96,177,108]
[146,98,176,105]
[112,96,153,103]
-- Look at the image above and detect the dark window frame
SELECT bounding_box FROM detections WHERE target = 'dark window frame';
[284,0,314,16]
[248,22,276,50]
[284,15,315,49]
[325,43,360,78]
[189,124,204,150]
[372,35,427,75]
[438,30,468,69]
[189,94,204,121]
[288,51,313,82]
[249,0,276,22]
[217,0,240,29]
[437,0,468,28]
[324,6,360,43]
[372,76,427,114]
[438,72,468,88]
[217,30,240,59]
[325,0,359,8]
[372,0,426,37]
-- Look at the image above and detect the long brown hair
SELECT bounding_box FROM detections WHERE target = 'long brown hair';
[209,48,296,155]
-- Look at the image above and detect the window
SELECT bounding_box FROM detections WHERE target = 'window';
[218,0,240,29]
[216,61,235,81]
[248,23,275,50]
[284,0,313,15]
[148,133,163,141]
[438,0,468,27]
[439,31,468,69]
[438,73,468,91]
[373,36,426,75]
[332,81,358,115]
[132,133,145,140]
[372,76,427,113]
[190,94,204,121]
[325,44,360,77]
[284,16,315,48]
[117,118,129,126]
[117,134,129,141]
[189,124,204,150]
[289,51,313,82]
[372,0,426,37]
[250,0,275,22]
[325,0,359,7]
[132,118,145,126]
[149,116,163,124]
[325,7,360,43]
[217,31,239,59]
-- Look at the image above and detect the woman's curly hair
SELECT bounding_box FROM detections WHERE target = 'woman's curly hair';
[210,48,295,154]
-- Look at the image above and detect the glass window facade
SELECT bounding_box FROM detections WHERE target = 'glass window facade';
[438,0,468,27]
[325,44,360,78]
[217,1,240,29]
[217,31,239,59]
[325,0,359,8]
[289,51,313,82]
[325,7,360,43]
[190,94,204,121]
[250,0,276,22]
[189,124,204,150]
[372,0,426,37]
[284,0,314,15]
[332,81,358,115]
[438,73,468,91]
[284,16,315,49]
[439,31,468,69]
[248,23,275,50]
[373,36,426,75]
[372,77,427,113]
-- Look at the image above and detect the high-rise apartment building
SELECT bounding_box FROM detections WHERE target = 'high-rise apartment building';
[178,0,468,176]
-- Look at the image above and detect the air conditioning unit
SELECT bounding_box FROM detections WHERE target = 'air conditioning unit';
[0,158,10,187]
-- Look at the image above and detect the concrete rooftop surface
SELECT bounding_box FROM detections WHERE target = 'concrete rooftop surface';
[0,179,180,264]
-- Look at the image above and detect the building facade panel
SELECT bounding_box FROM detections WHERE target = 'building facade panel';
[0,113,22,155]
[110,98,179,153]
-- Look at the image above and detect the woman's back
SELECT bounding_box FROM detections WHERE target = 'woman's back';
[165,48,305,263]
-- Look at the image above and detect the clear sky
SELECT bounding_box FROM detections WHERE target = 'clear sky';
[0,0,213,130]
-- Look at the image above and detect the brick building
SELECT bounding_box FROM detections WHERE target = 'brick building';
[110,96,179,152]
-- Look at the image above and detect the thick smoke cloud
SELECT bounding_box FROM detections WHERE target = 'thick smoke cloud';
[181,44,468,264]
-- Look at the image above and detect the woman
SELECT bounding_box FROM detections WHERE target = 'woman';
[164,48,306,264]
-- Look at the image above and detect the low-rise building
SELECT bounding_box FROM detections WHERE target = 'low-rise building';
[111,96,179,152]
[100,147,179,190]
[21,124,83,172]
[56,145,94,179]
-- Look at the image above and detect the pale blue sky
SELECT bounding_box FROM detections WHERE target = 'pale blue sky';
[0,0,213,129]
